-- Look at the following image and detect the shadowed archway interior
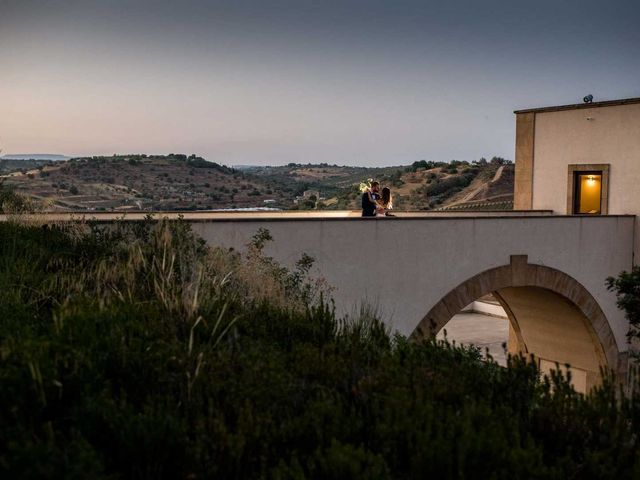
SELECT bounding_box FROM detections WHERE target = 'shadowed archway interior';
[411,255,621,391]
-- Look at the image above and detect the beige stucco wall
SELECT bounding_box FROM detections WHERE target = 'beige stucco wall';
[190,216,634,354]
[6,211,631,387]
[530,103,640,260]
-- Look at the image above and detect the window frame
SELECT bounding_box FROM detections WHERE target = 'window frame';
[566,164,610,215]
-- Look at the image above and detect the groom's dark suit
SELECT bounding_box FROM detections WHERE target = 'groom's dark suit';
[362,191,378,217]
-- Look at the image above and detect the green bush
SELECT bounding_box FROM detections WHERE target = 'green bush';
[608,266,640,351]
[0,219,639,479]
[0,182,38,213]
[425,172,477,198]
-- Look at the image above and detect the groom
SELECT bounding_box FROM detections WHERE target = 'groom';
[361,181,380,217]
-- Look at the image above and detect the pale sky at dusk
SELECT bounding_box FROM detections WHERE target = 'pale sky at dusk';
[1,0,639,166]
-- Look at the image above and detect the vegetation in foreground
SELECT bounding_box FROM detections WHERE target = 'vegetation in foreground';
[1,218,639,479]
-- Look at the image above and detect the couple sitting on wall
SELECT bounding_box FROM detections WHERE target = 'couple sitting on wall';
[362,181,394,217]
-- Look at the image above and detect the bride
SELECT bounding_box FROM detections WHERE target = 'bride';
[376,187,393,216]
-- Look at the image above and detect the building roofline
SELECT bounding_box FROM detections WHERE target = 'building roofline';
[514,97,640,114]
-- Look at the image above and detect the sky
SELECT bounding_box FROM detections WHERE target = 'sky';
[1,0,639,166]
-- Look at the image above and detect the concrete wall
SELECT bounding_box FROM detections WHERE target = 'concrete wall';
[527,103,640,259]
[190,216,634,354]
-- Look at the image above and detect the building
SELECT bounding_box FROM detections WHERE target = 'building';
[514,97,640,260]
[507,96,640,389]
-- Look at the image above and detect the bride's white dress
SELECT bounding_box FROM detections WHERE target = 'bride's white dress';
[376,201,392,216]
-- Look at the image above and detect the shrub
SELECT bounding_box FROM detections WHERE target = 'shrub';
[426,172,477,197]
[607,267,640,345]
[0,182,38,213]
[0,220,638,478]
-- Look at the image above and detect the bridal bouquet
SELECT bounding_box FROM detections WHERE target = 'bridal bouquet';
[359,178,374,193]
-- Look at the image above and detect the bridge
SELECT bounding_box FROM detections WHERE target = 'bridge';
[6,209,634,392]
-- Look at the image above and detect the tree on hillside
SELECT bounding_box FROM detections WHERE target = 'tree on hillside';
[490,156,512,165]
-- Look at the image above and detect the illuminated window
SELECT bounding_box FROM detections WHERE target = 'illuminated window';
[567,164,609,215]
[574,172,602,214]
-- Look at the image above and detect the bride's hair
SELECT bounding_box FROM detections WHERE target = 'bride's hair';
[380,187,391,207]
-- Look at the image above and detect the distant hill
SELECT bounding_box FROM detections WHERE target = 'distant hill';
[1,154,514,212]
[1,159,58,175]
[1,154,288,211]
[436,163,514,211]
[1,154,70,161]
[232,165,262,170]
[248,163,405,209]
[236,158,514,211]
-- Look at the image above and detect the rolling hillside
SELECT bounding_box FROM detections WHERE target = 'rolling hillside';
[281,160,514,211]
[1,154,287,211]
[1,155,514,212]
[245,158,514,211]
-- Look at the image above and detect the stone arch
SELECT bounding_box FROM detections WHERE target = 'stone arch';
[411,255,620,390]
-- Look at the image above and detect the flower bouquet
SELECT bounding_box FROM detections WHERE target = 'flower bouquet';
[359,178,374,193]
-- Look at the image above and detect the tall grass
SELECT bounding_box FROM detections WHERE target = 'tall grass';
[1,218,639,479]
